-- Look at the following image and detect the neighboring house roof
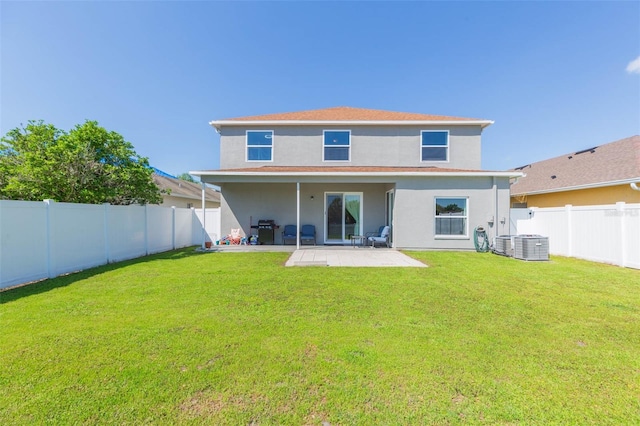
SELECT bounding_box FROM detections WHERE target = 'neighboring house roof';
[510,135,640,196]
[210,106,493,130]
[152,174,220,204]
[151,167,177,179]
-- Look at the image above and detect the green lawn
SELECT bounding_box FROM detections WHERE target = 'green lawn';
[1,249,639,424]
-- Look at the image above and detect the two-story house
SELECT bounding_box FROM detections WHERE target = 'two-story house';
[192,106,521,249]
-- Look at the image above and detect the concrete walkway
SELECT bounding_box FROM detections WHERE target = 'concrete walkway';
[285,247,427,267]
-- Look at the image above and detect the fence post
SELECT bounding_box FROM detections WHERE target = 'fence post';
[0,202,2,286]
[144,204,149,255]
[565,204,573,257]
[172,206,176,250]
[617,202,626,267]
[201,183,207,249]
[190,207,196,246]
[104,203,110,263]
[43,199,54,278]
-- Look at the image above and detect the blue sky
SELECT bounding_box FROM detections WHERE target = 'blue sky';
[1,1,638,175]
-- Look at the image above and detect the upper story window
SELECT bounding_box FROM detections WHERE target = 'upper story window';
[435,197,468,237]
[246,130,273,162]
[323,130,350,162]
[421,130,448,162]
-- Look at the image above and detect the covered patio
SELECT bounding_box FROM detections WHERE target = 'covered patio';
[192,166,517,250]
[193,167,397,249]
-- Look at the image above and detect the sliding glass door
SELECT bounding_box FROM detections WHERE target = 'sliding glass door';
[325,192,363,243]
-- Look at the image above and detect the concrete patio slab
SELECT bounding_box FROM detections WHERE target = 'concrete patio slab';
[196,245,426,267]
[285,247,427,267]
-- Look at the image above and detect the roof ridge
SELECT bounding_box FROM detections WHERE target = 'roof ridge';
[216,106,488,123]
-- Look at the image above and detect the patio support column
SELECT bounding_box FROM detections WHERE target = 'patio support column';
[201,182,206,249]
[296,181,300,250]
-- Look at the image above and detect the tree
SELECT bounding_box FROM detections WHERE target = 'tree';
[0,120,163,205]
[177,173,196,183]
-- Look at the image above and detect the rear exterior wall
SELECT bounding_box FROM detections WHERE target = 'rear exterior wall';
[393,176,511,249]
[219,176,511,249]
[219,125,482,170]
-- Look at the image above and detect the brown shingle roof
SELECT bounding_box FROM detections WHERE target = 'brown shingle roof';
[153,174,220,203]
[219,106,487,122]
[510,135,640,195]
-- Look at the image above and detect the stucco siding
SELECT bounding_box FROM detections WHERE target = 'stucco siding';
[219,125,482,170]
[393,176,511,249]
[512,184,640,208]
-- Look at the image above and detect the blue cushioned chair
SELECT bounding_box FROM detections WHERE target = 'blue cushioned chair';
[300,224,316,245]
[368,225,390,248]
[282,225,297,245]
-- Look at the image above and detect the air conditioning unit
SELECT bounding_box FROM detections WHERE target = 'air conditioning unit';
[514,235,549,261]
[494,235,514,257]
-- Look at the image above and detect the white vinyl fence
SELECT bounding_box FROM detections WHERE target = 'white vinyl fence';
[0,200,221,289]
[194,208,221,246]
[512,202,640,269]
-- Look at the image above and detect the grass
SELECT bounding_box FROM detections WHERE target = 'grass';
[1,249,639,424]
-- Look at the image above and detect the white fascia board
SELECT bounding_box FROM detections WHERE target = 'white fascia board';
[209,120,495,131]
[190,170,522,178]
[511,177,640,196]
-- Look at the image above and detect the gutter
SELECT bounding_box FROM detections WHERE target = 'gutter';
[190,170,523,178]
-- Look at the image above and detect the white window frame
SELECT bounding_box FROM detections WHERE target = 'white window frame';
[246,130,274,162]
[434,196,469,239]
[322,130,351,162]
[420,130,449,163]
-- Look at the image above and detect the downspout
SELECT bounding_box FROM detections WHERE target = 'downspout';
[493,176,498,242]
[631,182,640,191]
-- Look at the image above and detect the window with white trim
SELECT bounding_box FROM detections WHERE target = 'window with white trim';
[421,130,448,162]
[246,130,273,161]
[323,130,350,162]
[435,197,468,236]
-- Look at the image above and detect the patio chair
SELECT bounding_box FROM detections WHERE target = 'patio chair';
[282,225,297,245]
[368,225,390,248]
[300,224,316,245]
[229,228,242,245]
[365,226,386,239]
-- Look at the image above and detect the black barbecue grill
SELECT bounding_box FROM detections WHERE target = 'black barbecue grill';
[258,220,277,245]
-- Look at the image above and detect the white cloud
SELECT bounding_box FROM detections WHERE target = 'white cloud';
[627,56,640,74]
